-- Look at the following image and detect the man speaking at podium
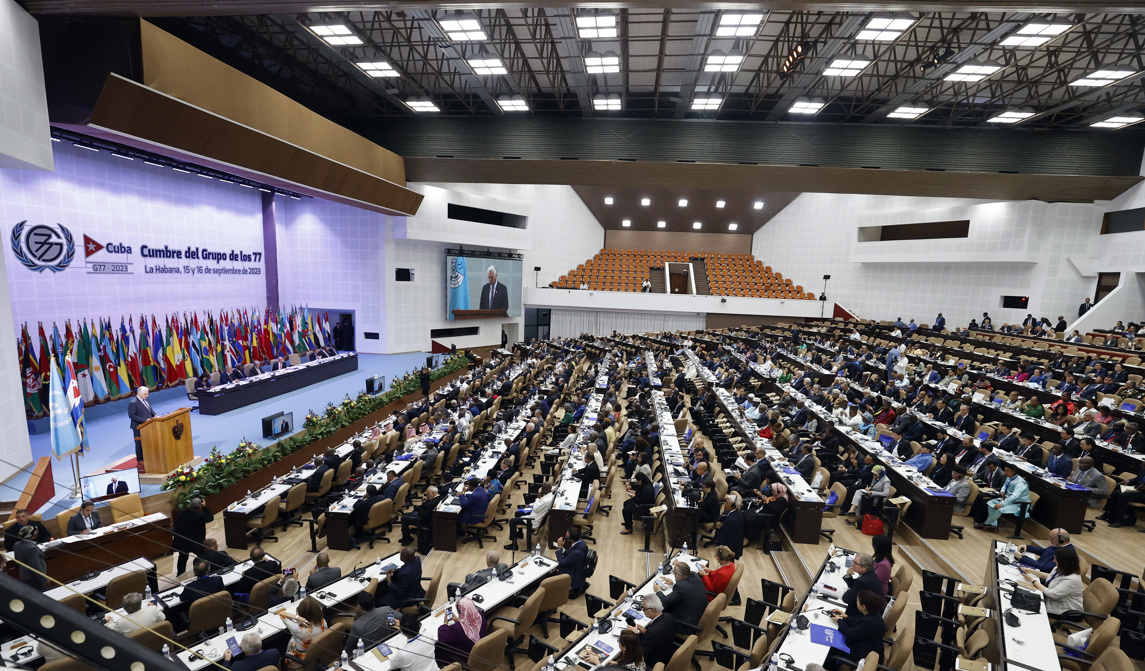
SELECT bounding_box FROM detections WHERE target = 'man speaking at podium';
[479,265,509,311]
[128,386,157,471]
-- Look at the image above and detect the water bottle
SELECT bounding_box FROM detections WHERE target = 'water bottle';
[356,640,365,659]
[162,644,172,661]
[246,489,252,499]
[535,542,542,556]
[376,556,382,568]
[682,541,688,556]
[300,586,307,601]
[592,619,599,635]
[546,655,556,671]
[219,625,226,636]
[768,654,779,671]
[226,617,233,632]
[145,585,152,602]
[627,587,635,602]
[341,650,349,668]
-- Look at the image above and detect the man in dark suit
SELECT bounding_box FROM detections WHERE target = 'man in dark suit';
[66,500,103,536]
[713,494,746,558]
[974,461,1006,491]
[657,562,708,631]
[106,475,128,495]
[479,266,509,311]
[399,485,442,553]
[930,399,954,425]
[381,471,403,501]
[794,444,816,481]
[306,552,342,591]
[172,498,214,575]
[952,405,977,434]
[555,527,589,596]
[236,547,281,596]
[352,484,387,537]
[219,365,246,384]
[630,594,677,669]
[378,547,425,609]
[1012,435,1043,467]
[127,386,157,466]
[270,357,289,372]
[223,632,279,671]
[995,426,1020,454]
[344,593,395,654]
[4,509,48,551]
[184,560,226,602]
[841,553,885,618]
[887,430,912,461]
[1045,444,1074,479]
[306,459,332,492]
[196,538,237,571]
[457,479,489,532]
[1059,429,1082,459]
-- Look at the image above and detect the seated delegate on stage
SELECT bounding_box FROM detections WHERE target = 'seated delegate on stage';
[66,500,103,536]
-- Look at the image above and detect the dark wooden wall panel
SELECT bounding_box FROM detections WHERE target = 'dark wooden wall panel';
[605,230,753,254]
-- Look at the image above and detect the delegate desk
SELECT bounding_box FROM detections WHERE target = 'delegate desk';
[433,397,538,552]
[711,386,824,544]
[771,546,883,670]
[198,353,359,415]
[2,513,171,584]
[548,394,605,542]
[985,540,1062,671]
[352,553,558,671]
[555,552,707,669]
[325,445,427,551]
[651,390,701,548]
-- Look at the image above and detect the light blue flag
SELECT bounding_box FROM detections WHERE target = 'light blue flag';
[448,256,470,320]
[48,356,82,459]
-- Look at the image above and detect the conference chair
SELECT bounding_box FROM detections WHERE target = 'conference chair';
[461,494,500,548]
[362,499,394,548]
[285,622,347,671]
[184,591,233,641]
[245,495,280,545]
[1056,616,1121,671]
[100,570,148,610]
[278,483,307,529]
[489,587,547,670]
[245,574,283,616]
[184,378,199,411]
[691,594,728,661]
[127,620,176,652]
[467,629,509,671]
[305,469,334,507]
[1052,578,1118,632]
[535,574,572,637]
[109,493,146,523]
[60,592,86,615]
[653,634,698,671]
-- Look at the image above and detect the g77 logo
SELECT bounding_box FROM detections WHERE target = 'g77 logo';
[11,221,75,273]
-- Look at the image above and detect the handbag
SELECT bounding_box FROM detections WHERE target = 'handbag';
[1010,587,1042,613]
[861,514,884,536]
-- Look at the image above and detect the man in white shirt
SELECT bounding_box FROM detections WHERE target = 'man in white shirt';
[504,483,554,551]
[389,613,438,671]
[105,592,166,634]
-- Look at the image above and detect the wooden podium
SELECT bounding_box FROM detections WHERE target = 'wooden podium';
[452,309,508,320]
[139,408,194,474]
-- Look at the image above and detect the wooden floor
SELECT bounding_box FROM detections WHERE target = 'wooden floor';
[145,434,1145,671]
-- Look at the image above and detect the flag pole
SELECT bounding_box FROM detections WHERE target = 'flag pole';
[70,452,81,499]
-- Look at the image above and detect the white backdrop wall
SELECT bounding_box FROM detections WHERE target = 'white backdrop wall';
[550,309,705,339]
[276,197,387,354]
[0,0,52,172]
[752,193,1102,329]
[0,244,33,481]
[0,142,266,333]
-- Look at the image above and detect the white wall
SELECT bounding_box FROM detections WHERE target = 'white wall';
[0,244,32,482]
[276,196,388,354]
[0,0,52,172]
[0,142,266,332]
[550,309,706,339]
[752,193,1103,329]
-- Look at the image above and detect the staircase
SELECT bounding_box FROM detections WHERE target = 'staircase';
[648,267,667,293]
[691,258,712,295]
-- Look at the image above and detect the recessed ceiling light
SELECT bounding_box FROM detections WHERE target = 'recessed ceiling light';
[405,98,441,113]
[716,13,763,38]
[1090,116,1144,129]
[641,198,651,206]
[692,222,702,230]
[576,13,617,39]
[824,58,870,77]
[604,196,614,205]
[657,221,666,228]
[753,201,764,210]
[887,105,930,120]
[585,52,620,74]
[789,99,825,115]
[716,200,725,208]
[496,96,528,112]
[678,199,688,207]
[110,153,134,160]
[592,94,622,111]
[728,223,739,231]
[987,109,1034,124]
[944,63,1002,82]
[1071,69,1136,87]
[622,219,631,227]
[691,97,722,111]
[439,17,486,41]
[358,61,400,78]
[856,15,915,41]
[468,57,507,75]
[704,52,744,73]
[1001,22,1071,47]
[311,24,362,46]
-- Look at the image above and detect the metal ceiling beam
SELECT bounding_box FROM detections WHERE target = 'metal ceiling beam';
[409,10,504,114]
[765,13,867,121]
[861,12,1031,121]
[547,9,595,116]
[673,11,717,118]
[22,1,1145,17]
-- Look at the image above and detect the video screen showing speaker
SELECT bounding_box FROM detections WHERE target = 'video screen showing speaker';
[262,411,294,438]
[365,375,386,394]
[446,253,522,321]
[81,469,140,499]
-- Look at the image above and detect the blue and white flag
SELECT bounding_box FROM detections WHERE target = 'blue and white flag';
[448,256,470,319]
[49,356,83,459]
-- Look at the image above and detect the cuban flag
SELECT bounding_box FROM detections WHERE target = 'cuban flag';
[447,256,470,320]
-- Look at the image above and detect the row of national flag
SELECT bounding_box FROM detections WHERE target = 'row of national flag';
[19,307,333,418]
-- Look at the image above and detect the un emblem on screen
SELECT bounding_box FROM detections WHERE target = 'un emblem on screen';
[10,220,75,273]
[449,259,465,288]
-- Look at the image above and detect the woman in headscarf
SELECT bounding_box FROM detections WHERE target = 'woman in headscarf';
[436,596,486,665]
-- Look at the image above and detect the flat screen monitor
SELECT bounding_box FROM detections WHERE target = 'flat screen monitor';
[365,375,386,394]
[272,412,293,437]
[81,469,140,500]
